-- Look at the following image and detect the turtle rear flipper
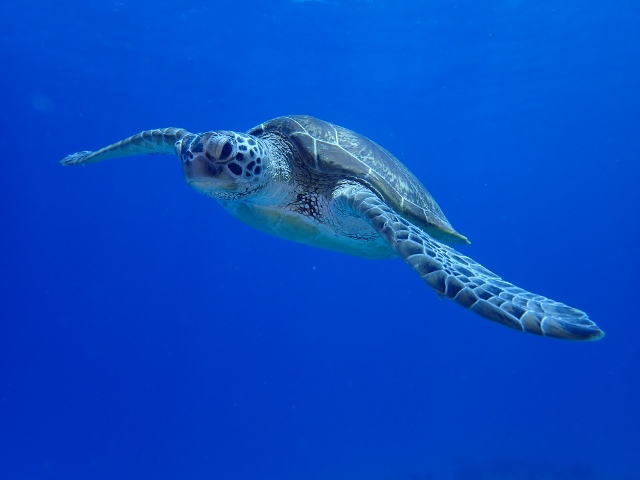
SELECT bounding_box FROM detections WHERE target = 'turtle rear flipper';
[60,128,191,166]
[340,184,604,341]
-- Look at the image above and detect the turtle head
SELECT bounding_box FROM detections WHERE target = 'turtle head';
[176,131,268,199]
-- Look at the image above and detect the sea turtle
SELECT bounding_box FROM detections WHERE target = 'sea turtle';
[60,115,603,341]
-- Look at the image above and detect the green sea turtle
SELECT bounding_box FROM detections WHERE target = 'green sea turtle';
[60,115,603,341]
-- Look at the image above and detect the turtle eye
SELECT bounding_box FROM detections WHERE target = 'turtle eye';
[205,134,236,163]
[219,140,234,161]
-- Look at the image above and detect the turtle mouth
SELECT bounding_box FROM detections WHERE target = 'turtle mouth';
[186,175,232,186]
[186,177,241,196]
[182,150,236,190]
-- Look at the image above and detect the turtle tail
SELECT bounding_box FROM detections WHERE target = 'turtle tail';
[60,128,191,166]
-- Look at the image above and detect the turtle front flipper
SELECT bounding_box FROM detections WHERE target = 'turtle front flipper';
[60,128,191,166]
[338,184,604,341]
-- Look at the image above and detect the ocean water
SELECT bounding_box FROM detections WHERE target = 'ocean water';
[1,0,639,479]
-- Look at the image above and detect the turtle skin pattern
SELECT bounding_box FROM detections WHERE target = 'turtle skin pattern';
[338,184,604,341]
[60,128,189,166]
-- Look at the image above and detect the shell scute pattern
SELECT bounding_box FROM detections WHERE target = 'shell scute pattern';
[298,116,339,145]
[253,116,468,245]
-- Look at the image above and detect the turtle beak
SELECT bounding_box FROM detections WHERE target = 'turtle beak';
[177,133,218,179]
[182,152,230,188]
[176,133,240,195]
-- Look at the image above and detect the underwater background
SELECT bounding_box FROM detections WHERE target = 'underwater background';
[1,0,639,478]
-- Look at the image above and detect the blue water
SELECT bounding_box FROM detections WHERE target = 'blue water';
[1,1,639,479]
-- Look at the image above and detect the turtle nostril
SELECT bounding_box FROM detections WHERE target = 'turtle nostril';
[180,148,194,163]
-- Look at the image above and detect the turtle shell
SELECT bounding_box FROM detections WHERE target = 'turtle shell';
[248,115,469,245]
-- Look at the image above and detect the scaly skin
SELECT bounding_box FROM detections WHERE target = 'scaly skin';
[338,183,604,341]
[59,128,190,165]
